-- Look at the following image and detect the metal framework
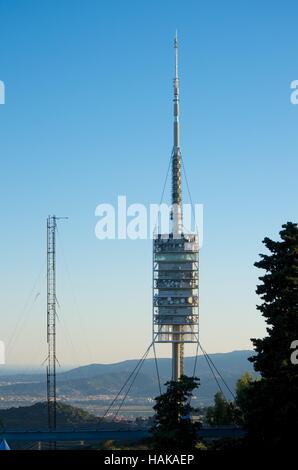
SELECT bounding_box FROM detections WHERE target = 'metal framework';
[47,215,67,434]
[153,34,199,381]
[47,215,57,432]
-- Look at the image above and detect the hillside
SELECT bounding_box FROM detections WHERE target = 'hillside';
[0,402,98,430]
[0,350,257,405]
[61,350,255,381]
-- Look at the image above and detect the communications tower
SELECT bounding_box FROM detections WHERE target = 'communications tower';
[153,34,199,381]
[47,215,58,432]
[47,215,67,434]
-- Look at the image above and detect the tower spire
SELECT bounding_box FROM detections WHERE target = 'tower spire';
[173,30,179,149]
[171,31,182,235]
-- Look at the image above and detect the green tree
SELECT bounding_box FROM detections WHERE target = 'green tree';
[206,375,255,450]
[235,372,253,402]
[245,222,298,448]
[206,392,236,425]
[232,372,254,425]
[149,375,200,450]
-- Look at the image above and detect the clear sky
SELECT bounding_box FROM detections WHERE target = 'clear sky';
[0,0,297,368]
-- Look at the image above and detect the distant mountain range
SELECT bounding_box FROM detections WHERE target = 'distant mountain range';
[0,350,256,405]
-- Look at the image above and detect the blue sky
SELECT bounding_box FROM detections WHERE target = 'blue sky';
[0,0,297,367]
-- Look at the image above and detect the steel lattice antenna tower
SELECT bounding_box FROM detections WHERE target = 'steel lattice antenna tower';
[153,34,199,382]
[47,215,67,439]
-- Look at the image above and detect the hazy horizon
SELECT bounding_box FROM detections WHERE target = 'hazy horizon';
[0,348,254,376]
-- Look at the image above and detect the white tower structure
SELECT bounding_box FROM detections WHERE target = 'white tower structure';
[153,34,199,381]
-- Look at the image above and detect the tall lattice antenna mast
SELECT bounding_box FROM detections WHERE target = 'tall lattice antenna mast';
[47,215,67,436]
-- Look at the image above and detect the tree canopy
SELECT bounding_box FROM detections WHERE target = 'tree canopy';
[244,222,298,448]
[206,392,236,426]
[149,375,200,450]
